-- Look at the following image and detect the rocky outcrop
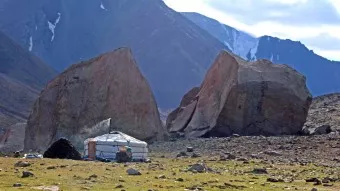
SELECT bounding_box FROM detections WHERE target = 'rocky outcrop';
[167,51,312,138]
[24,48,165,151]
[165,87,199,131]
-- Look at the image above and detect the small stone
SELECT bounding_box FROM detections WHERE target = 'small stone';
[47,166,56,170]
[323,183,333,187]
[219,155,227,161]
[144,158,151,163]
[314,181,322,186]
[250,154,259,159]
[264,150,282,156]
[191,153,201,158]
[231,134,240,138]
[158,175,166,179]
[176,151,187,158]
[187,147,194,152]
[227,154,236,160]
[322,177,331,183]
[14,161,30,167]
[22,171,34,178]
[306,178,320,183]
[126,168,141,176]
[188,163,206,173]
[252,168,268,174]
[236,158,248,162]
[176,178,184,182]
[267,177,284,183]
[13,183,22,187]
[89,174,98,179]
[115,184,124,188]
[311,188,317,191]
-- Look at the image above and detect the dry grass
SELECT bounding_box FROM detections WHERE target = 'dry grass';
[0,154,339,191]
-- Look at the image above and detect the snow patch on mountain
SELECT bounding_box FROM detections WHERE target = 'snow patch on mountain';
[224,41,233,51]
[48,13,61,42]
[233,33,258,59]
[249,41,259,61]
[100,2,106,10]
[29,36,33,51]
[218,20,258,59]
[270,53,273,62]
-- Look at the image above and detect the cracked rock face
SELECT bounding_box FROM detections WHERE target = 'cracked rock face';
[24,48,165,151]
[167,51,312,138]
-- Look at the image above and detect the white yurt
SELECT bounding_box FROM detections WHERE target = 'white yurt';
[84,131,148,161]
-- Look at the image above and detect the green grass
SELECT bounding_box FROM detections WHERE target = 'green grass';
[0,155,339,191]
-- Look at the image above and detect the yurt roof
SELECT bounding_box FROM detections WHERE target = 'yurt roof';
[84,131,147,146]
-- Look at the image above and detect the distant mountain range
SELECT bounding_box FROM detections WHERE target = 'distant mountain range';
[183,12,340,96]
[0,1,339,114]
[0,0,227,109]
[0,31,56,128]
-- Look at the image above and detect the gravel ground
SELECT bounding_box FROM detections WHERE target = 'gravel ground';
[150,133,340,166]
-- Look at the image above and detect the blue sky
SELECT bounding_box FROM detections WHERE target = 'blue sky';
[164,0,340,61]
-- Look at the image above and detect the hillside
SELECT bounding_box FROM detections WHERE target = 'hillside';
[0,31,56,128]
[0,0,226,109]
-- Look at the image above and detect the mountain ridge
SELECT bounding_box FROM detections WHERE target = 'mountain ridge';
[183,12,340,96]
[0,0,227,109]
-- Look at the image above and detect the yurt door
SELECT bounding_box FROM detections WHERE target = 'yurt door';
[88,141,96,160]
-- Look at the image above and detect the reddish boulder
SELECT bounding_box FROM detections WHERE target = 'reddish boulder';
[24,48,165,151]
[167,51,312,138]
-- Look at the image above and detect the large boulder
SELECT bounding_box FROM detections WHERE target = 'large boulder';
[167,51,312,138]
[24,48,165,151]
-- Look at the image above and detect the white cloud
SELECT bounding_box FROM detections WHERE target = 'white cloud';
[164,0,340,61]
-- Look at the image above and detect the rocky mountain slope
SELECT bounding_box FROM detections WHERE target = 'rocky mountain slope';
[0,0,226,109]
[182,12,257,59]
[0,31,56,129]
[167,51,311,138]
[183,12,340,97]
[25,48,165,151]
